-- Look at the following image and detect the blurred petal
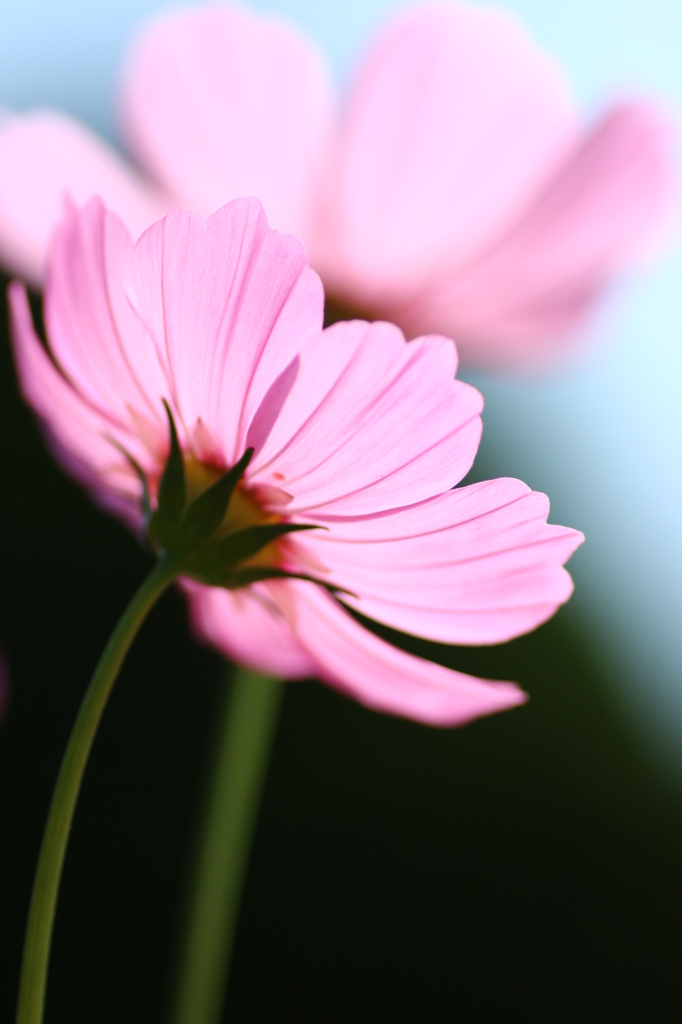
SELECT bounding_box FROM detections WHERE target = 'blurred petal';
[0,110,170,285]
[186,581,317,678]
[119,5,335,242]
[300,478,583,644]
[321,2,576,304]
[253,320,482,515]
[406,102,677,366]
[124,199,324,464]
[279,583,527,726]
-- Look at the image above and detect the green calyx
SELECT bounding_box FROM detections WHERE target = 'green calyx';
[118,402,345,595]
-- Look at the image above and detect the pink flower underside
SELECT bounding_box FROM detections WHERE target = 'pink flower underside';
[0,4,674,365]
[188,580,527,727]
[9,195,583,724]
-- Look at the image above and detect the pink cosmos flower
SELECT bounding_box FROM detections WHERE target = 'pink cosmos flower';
[10,195,582,725]
[0,4,673,367]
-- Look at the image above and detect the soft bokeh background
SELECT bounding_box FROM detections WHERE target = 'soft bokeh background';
[1,2,681,1021]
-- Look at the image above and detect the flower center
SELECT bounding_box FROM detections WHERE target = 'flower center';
[129,403,334,596]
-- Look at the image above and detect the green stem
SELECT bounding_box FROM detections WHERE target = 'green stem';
[171,668,283,1024]
[16,555,178,1024]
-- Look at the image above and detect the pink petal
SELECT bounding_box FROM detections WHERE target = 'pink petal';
[44,197,167,450]
[277,582,526,726]
[250,319,482,515]
[0,110,170,285]
[185,581,317,679]
[9,281,145,519]
[124,199,324,465]
[119,5,335,244]
[404,102,677,366]
[319,2,577,307]
[296,478,583,644]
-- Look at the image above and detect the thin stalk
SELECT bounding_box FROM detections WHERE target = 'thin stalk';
[16,555,179,1024]
[171,668,283,1024]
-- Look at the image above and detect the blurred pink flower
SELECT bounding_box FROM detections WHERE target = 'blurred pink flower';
[0,4,673,367]
[10,196,581,725]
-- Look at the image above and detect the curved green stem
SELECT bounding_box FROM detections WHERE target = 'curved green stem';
[16,555,179,1024]
[171,668,283,1024]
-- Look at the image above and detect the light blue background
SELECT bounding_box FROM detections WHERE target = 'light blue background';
[2,1,681,766]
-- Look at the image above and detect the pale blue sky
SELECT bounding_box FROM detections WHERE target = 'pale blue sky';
[1,1,682,766]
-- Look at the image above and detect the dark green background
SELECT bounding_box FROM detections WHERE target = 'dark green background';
[1,276,681,1022]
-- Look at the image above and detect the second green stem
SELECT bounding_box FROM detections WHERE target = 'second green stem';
[171,667,283,1024]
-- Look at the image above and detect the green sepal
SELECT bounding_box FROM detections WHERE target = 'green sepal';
[157,400,186,522]
[108,421,346,600]
[147,513,189,556]
[201,565,355,598]
[105,435,151,525]
[194,522,320,572]
[180,448,254,539]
